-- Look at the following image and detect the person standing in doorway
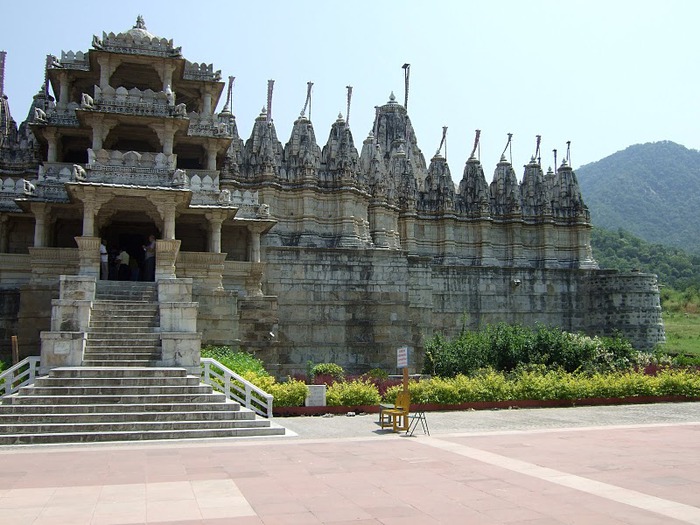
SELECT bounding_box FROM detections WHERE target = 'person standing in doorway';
[142,234,156,281]
[116,247,130,281]
[100,239,109,280]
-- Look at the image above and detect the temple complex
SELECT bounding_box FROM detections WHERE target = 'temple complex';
[0,18,664,376]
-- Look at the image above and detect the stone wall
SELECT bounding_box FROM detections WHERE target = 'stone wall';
[259,247,665,376]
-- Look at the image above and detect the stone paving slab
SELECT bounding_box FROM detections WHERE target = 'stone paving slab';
[0,402,697,524]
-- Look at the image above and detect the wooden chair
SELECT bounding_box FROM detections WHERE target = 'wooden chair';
[380,391,410,432]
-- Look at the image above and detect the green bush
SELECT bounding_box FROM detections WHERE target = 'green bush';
[326,379,380,406]
[380,368,700,405]
[423,323,642,377]
[269,378,308,407]
[201,346,269,377]
[310,362,345,382]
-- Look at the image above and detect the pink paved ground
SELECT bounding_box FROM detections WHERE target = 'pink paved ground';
[1,423,698,524]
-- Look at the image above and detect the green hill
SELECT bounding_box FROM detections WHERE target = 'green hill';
[590,227,700,290]
[576,141,700,254]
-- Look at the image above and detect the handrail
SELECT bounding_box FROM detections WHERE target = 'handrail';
[0,356,41,397]
[200,358,273,418]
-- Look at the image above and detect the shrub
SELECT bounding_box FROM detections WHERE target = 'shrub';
[269,378,308,407]
[423,323,643,377]
[201,346,269,377]
[326,379,380,406]
[310,363,345,383]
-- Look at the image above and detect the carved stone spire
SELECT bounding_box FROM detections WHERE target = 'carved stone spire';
[320,113,360,186]
[420,153,455,212]
[551,159,589,221]
[457,156,490,218]
[521,156,551,218]
[284,115,321,182]
[490,155,522,218]
[242,108,283,180]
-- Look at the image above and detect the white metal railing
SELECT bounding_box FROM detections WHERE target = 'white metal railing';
[200,358,273,418]
[0,356,41,397]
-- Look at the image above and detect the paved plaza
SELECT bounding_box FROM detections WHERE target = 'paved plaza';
[0,402,699,524]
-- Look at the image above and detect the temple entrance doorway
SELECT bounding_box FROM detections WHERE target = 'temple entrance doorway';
[101,221,160,281]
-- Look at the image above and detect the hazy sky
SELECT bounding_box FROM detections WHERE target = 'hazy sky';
[1,1,696,176]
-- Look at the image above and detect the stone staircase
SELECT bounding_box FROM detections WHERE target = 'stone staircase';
[0,281,285,444]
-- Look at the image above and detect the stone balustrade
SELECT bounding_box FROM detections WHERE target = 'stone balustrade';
[97,31,181,58]
[55,51,90,70]
[90,85,172,116]
[45,104,80,127]
[183,61,221,82]
[186,113,233,137]
[88,148,176,170]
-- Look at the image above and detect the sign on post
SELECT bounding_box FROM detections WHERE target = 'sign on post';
[396,346,409,369]
[397,346,410,393]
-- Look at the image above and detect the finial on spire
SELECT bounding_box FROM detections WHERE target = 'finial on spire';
[299,81,313,119]
[134,15,146,30]
[388,92,396,103]
[402,63,410,109]
[501,133,513,164]
[469,129,481,160]
[222,76,235,113]
[345,85,353,126]
[266,80,274,124]
[535,135,541,165]
[553,149,558,173]
[0,51,6,97]
[435,126,448,159]
[566,140,571,166]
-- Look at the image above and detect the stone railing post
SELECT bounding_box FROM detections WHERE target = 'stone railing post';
[154,239,181,280]
[74,236,101,277]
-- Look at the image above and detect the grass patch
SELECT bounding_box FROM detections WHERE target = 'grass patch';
[662,312,700,357]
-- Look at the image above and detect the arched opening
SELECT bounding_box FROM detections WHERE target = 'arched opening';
[105,124,160,153]
[174,142,206,169]
[110,63,161,92]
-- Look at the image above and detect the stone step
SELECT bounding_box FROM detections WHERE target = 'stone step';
[83,347,161,361]
[0,425,286,445]
[0,401,239,414]
[87,335,161,344]
[19,385,215,396]
[0,409,250,424]
[0,418,273,435]
[48,367,188,378]
[4,392,227,405]
[81,359,158,367]
[91,304,159,313]
[34,376,201,387]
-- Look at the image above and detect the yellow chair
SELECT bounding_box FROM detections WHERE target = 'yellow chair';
[380,391,410,432]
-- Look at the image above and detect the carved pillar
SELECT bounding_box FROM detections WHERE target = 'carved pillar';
[0,215,8,253]
[96,55,121,90]
[82,199,96,237]
[152,121,175,156]
[205,140,217,170]
[205,212,225,253]
[45,129,58,162]
[74,236,101,277]
[30,203,48,247]
[57,72,70,109]
[162,203,177,240]
[202,87,213,116]
[249,228,261,263]
[154,239,181,280]
[89,115,116,152]
[160,63,175,91]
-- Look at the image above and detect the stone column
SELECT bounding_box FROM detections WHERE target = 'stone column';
[74,236,101,277]
[57,72,70,110]
[202,87,213,116]
[30,203,48,247]
[205,140,217,170]
[82,199,96,237]
[249,227,262,263]
[0,215,8,253]
[205,212,225,253]
[45,129,58,162]
[96,55,121,90]
[154,239,181,280]
[152,121,175,156]
[160,63,175,92]
[161,202,177,240]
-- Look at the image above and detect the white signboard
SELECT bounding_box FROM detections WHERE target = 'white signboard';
[397,346,409,369]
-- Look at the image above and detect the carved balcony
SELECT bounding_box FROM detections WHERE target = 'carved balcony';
[85,148,180,187]
[183,61,222,82]
[186,113,234,138]
[84,86,181,118]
